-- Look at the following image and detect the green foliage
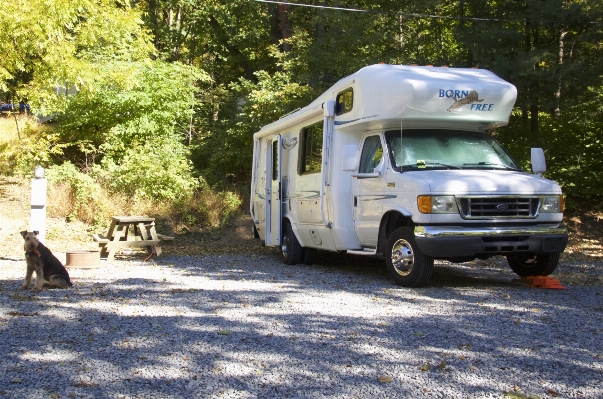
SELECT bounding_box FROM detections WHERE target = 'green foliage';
[3,0,603,217]
[45,161,107,224]
[95,136,199,201]
[497,87,603,209]
[57,61,209,153]
[0,121,62,176]
[193,70,314,185]
[172,186,242,228]
[0,0,154,111]
[53,61,209,200]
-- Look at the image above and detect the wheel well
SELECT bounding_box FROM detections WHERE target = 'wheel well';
[377,211,413,254]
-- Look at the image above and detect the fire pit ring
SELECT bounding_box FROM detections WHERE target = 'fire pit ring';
[65,250,100,269]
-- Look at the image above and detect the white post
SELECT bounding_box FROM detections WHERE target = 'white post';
[30,166,47,243]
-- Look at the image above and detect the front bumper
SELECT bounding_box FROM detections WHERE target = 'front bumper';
[414,223,568,258]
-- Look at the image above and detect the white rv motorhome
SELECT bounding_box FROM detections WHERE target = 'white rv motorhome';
[250,64,568,287]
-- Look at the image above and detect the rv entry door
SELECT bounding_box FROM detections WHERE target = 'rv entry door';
[265,135,282,246]
[352,134,386,246]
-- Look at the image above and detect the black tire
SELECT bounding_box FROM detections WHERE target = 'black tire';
[281,222,303,265]
[385,227,434,287]
[506,252,560,277]
[301,248,317,265]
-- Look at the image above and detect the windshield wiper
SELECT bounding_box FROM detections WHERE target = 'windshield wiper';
[400,161,461,170]
[463,162,519,170]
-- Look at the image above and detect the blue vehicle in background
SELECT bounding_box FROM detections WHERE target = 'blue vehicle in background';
[0,101,30,114]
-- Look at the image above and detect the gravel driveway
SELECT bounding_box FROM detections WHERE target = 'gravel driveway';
[1,251,602,399]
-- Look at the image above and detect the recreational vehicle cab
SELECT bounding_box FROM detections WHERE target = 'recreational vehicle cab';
[250,64,568,287]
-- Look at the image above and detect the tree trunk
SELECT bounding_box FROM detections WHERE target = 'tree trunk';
[148,0,160,49]
[459,0,473,67]
[555,31,566,116]
[398,14,404,51]
[279,4,292,52]
[310,1,326,89]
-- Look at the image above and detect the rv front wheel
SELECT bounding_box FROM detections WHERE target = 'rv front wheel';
[385,227,434,287]
[506,252,560,277]
[302,248,317,265]
[281,222,303,265]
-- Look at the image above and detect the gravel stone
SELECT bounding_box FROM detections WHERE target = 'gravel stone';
[1,251,602,398]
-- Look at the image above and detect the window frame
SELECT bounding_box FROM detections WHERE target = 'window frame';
[272,139,279,181]
[358,134,384,174]
[297,121,324,175]
[335,87,354,116]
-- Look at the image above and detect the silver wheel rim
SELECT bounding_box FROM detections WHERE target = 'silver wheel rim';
[391,238,414,276]
[517,254,538,266]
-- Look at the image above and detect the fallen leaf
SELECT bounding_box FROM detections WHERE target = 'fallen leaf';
[419,364,431,371]
[413,331,425,337]
[547,389,560,397]
[514,319,521,325]
[378,375,393,383]
[436,360,447,370]
[217,330,230,336]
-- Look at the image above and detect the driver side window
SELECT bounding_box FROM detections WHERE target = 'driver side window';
[359,135,383,173]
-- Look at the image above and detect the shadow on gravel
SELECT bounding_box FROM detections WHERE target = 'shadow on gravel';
[1,253,602,398]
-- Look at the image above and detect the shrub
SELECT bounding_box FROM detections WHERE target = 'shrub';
[0,116,61,176]
[45,162,108,224]
[96,135,199,202]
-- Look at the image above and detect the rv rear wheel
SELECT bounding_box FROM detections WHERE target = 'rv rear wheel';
[385,227,433,287]
[506,252,560,277]
[281,222,303,265]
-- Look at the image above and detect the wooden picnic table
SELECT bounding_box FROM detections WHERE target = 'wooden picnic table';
[93,216,173,262]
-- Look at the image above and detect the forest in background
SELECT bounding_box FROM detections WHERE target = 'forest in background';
[1,0,603,227]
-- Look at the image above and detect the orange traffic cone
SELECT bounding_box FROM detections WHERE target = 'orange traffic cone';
[525,276,565,289]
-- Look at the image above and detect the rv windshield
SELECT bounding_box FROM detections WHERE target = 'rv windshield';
[384,129,520,172]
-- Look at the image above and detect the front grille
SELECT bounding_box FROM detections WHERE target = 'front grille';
[457,197,540,219]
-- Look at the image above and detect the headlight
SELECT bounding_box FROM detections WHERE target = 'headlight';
[541,195,565,213]
[418,195,458,214]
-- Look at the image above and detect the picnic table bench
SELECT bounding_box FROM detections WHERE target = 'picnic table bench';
[93,216,174,261]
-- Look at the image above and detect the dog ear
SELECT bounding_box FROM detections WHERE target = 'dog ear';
[20,231,28,238]
[33,231,39,236]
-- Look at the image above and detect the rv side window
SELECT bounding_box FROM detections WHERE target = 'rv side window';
[298,121,323,175]
[359,135,383,173]
[335,88,353,115]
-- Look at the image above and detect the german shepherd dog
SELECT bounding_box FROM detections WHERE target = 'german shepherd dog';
[20,231,72,292]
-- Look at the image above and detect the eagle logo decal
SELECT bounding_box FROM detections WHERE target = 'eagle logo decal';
[447,90,483,112]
